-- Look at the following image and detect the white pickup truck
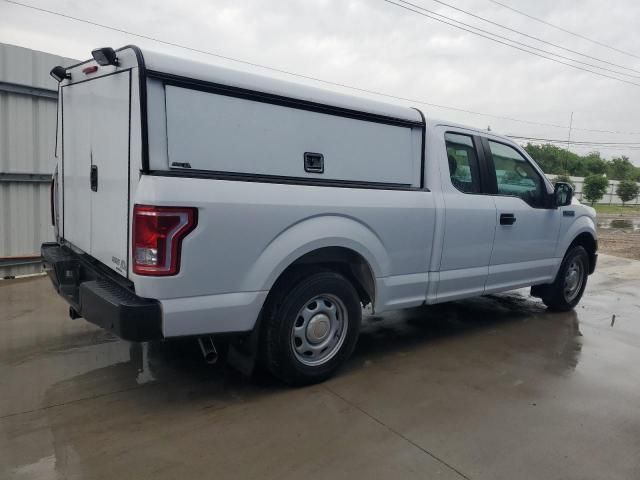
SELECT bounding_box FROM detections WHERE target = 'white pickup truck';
[43,45,597,385]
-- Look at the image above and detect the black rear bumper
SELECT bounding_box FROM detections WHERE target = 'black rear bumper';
[41,242,162,341]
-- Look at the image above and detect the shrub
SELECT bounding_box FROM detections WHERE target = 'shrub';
[616,180,640,206]
[583,175,609,205]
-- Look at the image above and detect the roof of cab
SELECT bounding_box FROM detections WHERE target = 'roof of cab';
[137,46,424,126]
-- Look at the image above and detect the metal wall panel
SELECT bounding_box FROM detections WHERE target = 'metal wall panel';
[0,43,77,277]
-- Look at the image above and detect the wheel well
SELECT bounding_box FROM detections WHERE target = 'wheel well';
[569,232,597,274]
[269,247,376,308]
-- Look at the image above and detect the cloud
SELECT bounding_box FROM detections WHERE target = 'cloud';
[2,0,639,161]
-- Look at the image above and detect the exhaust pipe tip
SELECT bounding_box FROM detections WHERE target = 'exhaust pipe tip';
[198,336,218,365]
[69,306,81,320]
[204,351,218,365]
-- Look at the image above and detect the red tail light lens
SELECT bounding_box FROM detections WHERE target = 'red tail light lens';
[132,205,197,276]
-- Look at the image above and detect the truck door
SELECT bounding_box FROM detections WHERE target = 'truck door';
[435,131,497,302]
[481,139,561,292]
[62,70,131,277]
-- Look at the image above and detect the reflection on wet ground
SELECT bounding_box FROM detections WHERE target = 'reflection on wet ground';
[597,218,640,230]
[596,215,640,261]
[1,254,639,480]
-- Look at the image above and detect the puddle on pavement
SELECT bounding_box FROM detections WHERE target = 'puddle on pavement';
[353,292,584,376]
[10,455,56,479]
[4,270,640,480]
[1,291,585,418]
[597,218,640,230]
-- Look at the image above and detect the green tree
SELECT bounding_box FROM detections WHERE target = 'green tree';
[553,174,575,188]
[525,144,608,177]
[583,175,609,205]
[616,180,639,206]
[607,156,635,180]
[522,143,639,180]
[524,143,567,174]
[583,152,607,176]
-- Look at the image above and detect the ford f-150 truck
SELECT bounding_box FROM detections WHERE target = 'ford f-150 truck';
[43,45,597,385]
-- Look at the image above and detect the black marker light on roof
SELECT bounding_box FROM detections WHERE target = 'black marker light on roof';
[49,66,70,82]
[91,47,119,66]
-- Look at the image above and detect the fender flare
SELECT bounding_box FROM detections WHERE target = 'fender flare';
[240,214,389,292]
[554,214,597,259]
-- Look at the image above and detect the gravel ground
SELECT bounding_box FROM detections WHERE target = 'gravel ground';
[597,213,640,260]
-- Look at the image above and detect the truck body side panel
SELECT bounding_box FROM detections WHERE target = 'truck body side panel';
[133,175,436,336]
[163,85,422,187]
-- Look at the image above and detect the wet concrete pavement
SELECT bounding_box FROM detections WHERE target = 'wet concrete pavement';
[1,254,639,480]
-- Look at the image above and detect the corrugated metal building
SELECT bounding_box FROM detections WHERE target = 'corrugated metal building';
[0,43,77,277]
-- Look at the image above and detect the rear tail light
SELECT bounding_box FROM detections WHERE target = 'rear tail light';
[132,205,197,276]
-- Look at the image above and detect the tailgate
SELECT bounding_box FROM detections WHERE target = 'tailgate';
[62,70,131,276]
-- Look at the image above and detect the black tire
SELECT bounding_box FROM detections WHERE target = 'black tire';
[262,270,361,386]
[541,245,589,312]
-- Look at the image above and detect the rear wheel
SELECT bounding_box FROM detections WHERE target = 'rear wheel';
[262,270,361,385]
[541,246,589,311]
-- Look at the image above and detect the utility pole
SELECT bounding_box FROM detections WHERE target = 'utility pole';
[565,111,573,174]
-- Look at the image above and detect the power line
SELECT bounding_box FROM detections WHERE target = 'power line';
[569,125,640,136]
[507,135,640,146]
[510,137,640,151]
[4,0,640,136]
[514,141,640,152]
[523,144,640,152]
[487,0,640,61]
[426,0,640,75]
[384,0,640,86]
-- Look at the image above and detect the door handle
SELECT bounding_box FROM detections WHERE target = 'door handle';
[500,213,516,225]
[90,165,98,192]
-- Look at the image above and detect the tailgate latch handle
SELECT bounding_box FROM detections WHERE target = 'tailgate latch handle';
[90,165,98,192]
[304,152,324,173]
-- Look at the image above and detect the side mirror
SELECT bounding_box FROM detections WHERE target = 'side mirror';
[554,182,573,208]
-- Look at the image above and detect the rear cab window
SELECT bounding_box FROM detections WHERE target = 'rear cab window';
[444,133,482,194]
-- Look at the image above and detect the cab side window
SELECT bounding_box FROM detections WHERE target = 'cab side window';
[445,133,481,194]
[488,141,545,208]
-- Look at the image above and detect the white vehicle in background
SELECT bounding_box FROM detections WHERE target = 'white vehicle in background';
[43,46,597,385]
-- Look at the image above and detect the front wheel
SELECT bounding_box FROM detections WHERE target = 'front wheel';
[541,245,589,311]
[262,270,362,385]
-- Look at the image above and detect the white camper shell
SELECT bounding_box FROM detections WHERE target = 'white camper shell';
[43,46,598,384]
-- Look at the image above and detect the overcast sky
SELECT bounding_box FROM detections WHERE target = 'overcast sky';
[2,0,640,163]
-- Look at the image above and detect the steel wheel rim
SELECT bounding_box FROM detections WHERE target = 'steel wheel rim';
[564,257,585,302]
[291,294,348,366]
